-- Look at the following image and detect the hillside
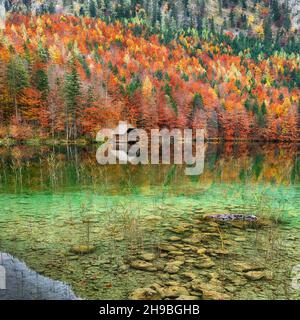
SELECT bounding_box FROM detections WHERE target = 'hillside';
[0,13,299,142]
[2,1,300,34]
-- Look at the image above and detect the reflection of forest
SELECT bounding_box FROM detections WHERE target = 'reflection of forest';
[0,143,299,193]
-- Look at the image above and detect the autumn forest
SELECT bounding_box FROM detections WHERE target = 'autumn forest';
[1,1,300,303]
[0,1,299,142]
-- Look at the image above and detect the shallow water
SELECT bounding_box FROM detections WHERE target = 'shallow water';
[0,143,299,300]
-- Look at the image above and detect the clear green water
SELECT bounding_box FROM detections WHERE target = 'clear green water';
[0,143,299,300]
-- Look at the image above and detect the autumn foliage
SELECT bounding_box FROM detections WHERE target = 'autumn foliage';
[0,14,299,141]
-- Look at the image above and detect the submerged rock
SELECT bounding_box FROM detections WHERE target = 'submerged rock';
[144,215,162,222]
[234,237,247,242]
[232,262,266,272]
[182,237,201,245]
[169,251,185,256]
[244,271,265,281]
[140,252,156,262]
[181,272,197,281]
[176,295,199,300]
[158,244,178,252]
[202,290,231,300]
[196,248,207,255]
[130,288,161,300]
[205,214,258,222]
[164,261,184,274]
[191,280,231,300]
[167,226,189,234]
[69,245,96,255]
[161,286,189,298]
[169,236,181,242]
[130,260,157,272]
[206,248,230,256]
[194,255,215,269]
[244,271,273,281]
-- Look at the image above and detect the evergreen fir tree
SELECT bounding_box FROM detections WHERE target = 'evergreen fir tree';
[64,58,81,140]
[263,16,273,52]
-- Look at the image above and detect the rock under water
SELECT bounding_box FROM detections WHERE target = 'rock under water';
[206,214,258,222]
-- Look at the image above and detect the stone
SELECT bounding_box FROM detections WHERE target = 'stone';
[195,255,215,269]
[162,286,189,298]
[244,271,266,281]
[118,264,129,272]
[130,260,157,272]
[144,215,162,222]
[231,276,247,286]
[168,226,188,234]
[165,265,180,274]
[186,258,197,264]
[208,222,220,227]
[223,240,235,245]
[155,262,166,271]
[225,285,237,293]
[169,236,181,242]
[176,295,199,300]
[182,237,201,245]
[232,262,265,272]
[202,290,231,300]
[130,288,161,300]
[208,272,220,280]
[191,280,231,300]
[182,246,193,252]
[68,256,79,261]
[69,245,96,255]
[159,274,170,281]
[181,272,197,281]
[234,237,247,242]
[164,261,184,274]
[204,213,258,222]
[149,283,165,297]
[175,255,186,261]
[141,252,156,262]
[196,248,207,255]
[158,244,178,252]
[169,251,185,256]
[207,249,230,256]
[150,283,163,291]
[165,281,181,286]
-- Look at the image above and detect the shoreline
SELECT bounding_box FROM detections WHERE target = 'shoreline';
[1,138,300,147]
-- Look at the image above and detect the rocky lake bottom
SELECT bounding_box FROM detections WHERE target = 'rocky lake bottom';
[0,199,299,300]
[0,143,299,300]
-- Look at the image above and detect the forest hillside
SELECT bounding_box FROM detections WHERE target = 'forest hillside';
[0,1,299,142]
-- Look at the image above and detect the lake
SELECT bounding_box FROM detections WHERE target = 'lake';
[0,142,299,300]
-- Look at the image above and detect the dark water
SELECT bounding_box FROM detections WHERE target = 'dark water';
[0,143,299,300]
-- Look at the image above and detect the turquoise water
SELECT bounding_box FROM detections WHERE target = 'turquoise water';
[0,143,299,299]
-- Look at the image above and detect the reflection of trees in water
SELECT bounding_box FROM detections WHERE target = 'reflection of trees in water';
[0,143,299,193]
